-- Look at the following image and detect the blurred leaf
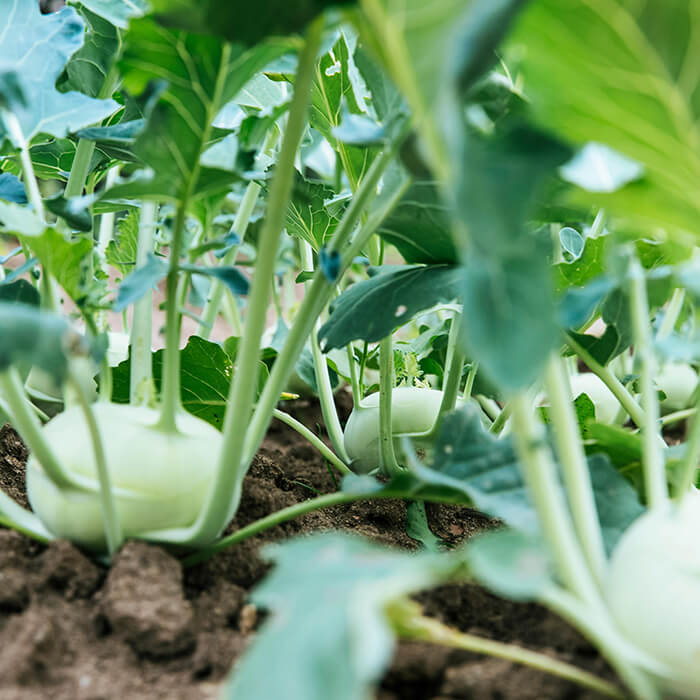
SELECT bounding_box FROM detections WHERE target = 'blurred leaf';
[180,264,250,296]
[0,200,44,236]
[74,0,147,28]
[319,265,462,350]
[113,253,168,311]
[223,533,456,700]
[405,501,446,552]
[0,2,117,143]
[76,119,145,162]
[377,181,457,264]
[45,194,94,232]
[0,173,26,203]
[150,0,355,44]
[0,279,40,307]
[457,125,570,391]
[510,0,700,234]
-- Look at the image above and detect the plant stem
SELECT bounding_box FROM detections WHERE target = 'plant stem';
[300,240,350,462]
[0,368,83,490]
[463,361,478,399]
[244,138,406,465]
[187,21,324,545]
[436,312,465,420]
[198,181,261,338]
[130,201,157,405]
[543,353,606,586]
[378,334,401,476]
[657,287,685,340]
[510,393,602,608]
[476,395,500,422]
[566,333,645,428]
[489,403,511,434]
[660,406,696,428]
[3,111,45,220]
[96,167,119,269]
[0,496,52,543]
[156,201,187,432]
[68,368,122,556]
[674,391,700,498]
[346,342,361,407]
[628,258,668,508]
[272,408,350,475]
[391,603,624,699]
[181,490,358,566]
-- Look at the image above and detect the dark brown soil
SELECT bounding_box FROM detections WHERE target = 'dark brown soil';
[0,395,617,699]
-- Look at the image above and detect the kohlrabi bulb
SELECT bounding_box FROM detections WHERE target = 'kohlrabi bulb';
[343,386,444,473]
[656,362,698,414]
[27,403,222,551]
[606,490,700,697]
[570,373,622,425]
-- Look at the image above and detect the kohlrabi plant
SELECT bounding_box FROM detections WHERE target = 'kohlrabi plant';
[3,1,700,699]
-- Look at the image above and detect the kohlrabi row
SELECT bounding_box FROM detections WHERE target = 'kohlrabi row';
[0,1,698,699]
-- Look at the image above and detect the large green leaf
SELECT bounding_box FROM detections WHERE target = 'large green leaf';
[73,0,147,28]
[223,533,456,700]
[377,181,457,264]
[510,0,700,235]
[149,0,355,44]
[104,19,292,203]
[58,5,120,98]
[285,176,343,251]
[0,1,117,143]
[318,265,462,350]
[458,126,571,391]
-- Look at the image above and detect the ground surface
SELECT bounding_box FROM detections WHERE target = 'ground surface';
[0,397,616,700]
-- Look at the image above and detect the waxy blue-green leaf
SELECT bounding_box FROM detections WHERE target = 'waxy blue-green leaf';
[224,533,456,700]
[318,265,462,350]
[73,0,147,29]
[45,194,94,232]
[104,19,293,203]
[0,2,117,143]
[0,173,26,203]
[113,252,168,311]
[0,200,44,236]
[180,264,250,296]
[510,0,700,235]
[0,279,39,307]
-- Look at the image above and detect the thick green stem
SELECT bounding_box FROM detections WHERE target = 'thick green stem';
[510,393,602,608]
[674,391,700,498]
[69,368,122,556]
[0,368,83,490]
[543,354,607,585]
[489,402,510,435]
[378,334,401,476]
[3,111,44,220]
[130,201,157,405]
[463,361,478,400]
[64,139,96,199]
[628,259,668,508]
[346,342,361,407]
[657,287,685,340]
[243,139,406,465]
[566,333,645,428]
[198,181,262,338]
[272,409,350,475]
[436,312,465,420]
[660,406,696,428]
[156,202,187,432]
[301,240,350,462]
[391,602,624,699]
[186,21,324,545]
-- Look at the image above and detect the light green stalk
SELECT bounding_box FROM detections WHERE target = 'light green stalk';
[436,312,465,420]
[628,258,668,509]
[543,353,606,585]
[130,201,157,405]
[657,287,685,340]
[378,333,401,476]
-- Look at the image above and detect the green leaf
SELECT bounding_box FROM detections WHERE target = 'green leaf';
[76,119,145,162]
[223,533,456,700]
[0,279,40,307]
[0,173,26,203]
[58,5,120,98]
[0,200,44,236]
[106,18,293,203]
[318,265,462,351]
[510,0,700,234]
[150,0,355,44]
[467,530,555,601]
[22,228,95,306]
[73,0,147,29]
[554,235,607,293]
[45,194,94,232]
[106,210,139,277]
[0,1,117,143]
[180,264,250,296]
[286,176,342,251]
[405,501,446,552]
[457,126,571,391]
[377,181,457,264]
[113,253,168,311]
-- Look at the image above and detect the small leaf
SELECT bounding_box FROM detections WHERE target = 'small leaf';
[106,210,139,276]
[113,253,168,311]
[181,264,250,296]
[558,227,584,261]
[0,173,27,204]
[45,194,94,232]
[319,247,341,282]
[319,265,462,351]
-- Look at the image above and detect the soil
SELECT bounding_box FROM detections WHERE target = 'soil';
[0,396,617,700]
